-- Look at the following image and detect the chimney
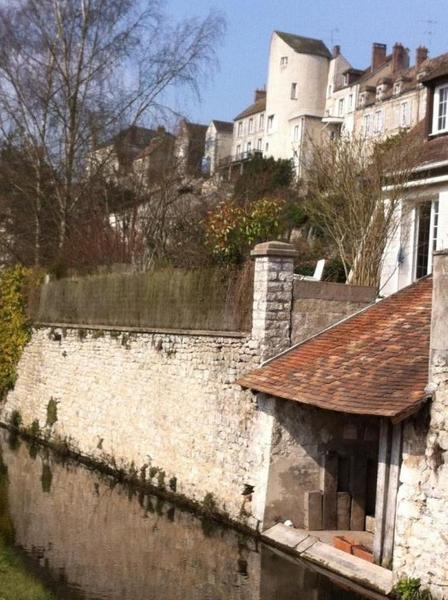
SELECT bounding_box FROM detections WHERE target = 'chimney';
[392,43,409,72]
[332,45,341,58]
[372,43,387,70]
[254,89,266,102]
[416,46,429,68]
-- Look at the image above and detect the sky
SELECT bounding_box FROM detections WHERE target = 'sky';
[165,0,448,125]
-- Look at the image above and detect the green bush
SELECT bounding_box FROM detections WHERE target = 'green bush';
[393,577,432,600]
[0,267,32,399]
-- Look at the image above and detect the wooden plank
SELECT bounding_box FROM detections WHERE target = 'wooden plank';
[373,419,390,564]
[350,454,367,530]
[322,451,338,529]
[304,490,323,530]
[337,492,351,530]
[381,422,402,569]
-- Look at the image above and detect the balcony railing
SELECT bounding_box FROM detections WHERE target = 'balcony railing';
[218,149,263,168]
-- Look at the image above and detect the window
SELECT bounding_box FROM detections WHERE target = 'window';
[236,144,241,157]
[291,82,297,99]
[400,102,411,128]
[415,199,439,279]
[259,113,264,130]
[248,118,253,133]
[363,114,371,136]
[338,98,345,116]
[374,110,384,133]
[348,94,353,110]
[237,121,243,137]
[265,142,269,153]
[293,125,300,142]
[327,84,333,98]
[257,138,262,150]
[433,84,448,134]
[280,56,288,67]
[393,81,402,96]
[267,115,274,131]
[246,141,252,153]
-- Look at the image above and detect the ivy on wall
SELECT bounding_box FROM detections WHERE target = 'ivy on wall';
[0,267,32,399]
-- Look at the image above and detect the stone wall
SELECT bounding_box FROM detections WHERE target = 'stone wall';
[291,280,376,345]
[393,251,448,598]
[262,398,379,530]
[2,326,272,526]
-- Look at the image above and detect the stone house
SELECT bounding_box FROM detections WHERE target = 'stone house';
[174,119,208,178]
[238,244,448,598]
[87,125,155,180]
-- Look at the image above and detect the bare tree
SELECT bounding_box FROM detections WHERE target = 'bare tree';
[303,132,423,287]
[0,0,225,266]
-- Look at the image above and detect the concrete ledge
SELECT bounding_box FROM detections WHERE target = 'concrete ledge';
[33,322,249,339]
[293,280,377,303]
[262,524,393,596]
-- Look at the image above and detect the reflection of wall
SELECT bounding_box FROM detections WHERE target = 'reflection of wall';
[263,399,379,530]
[2,436,260,600]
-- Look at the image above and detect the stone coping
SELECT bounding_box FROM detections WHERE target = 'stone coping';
[262,523,393,597]
[33,322,249,339]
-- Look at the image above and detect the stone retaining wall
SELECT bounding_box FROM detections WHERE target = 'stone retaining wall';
[2,325,273,526]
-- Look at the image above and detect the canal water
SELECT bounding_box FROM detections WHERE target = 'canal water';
[0,429,376,600]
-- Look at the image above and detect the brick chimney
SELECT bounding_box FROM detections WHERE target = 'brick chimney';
[372,43,387,70]
[332,45,341,58]
[416,46,429,68]
[254,89,266,102]
[392,43,409,72]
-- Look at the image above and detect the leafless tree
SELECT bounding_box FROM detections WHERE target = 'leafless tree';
[0,0,225,266]
[303,132,423,287]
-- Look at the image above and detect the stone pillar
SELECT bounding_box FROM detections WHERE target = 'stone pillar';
[430,250,448,370]
[251,241,298,361]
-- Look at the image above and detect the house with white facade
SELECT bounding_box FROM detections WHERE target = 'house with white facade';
[203,120,233,175]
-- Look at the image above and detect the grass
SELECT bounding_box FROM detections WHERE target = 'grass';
[0,536,54,600]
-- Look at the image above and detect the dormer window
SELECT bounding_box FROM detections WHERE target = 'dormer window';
[393,81,402,96]
[432,84,448,134]
[358,92,366,107]
[376,84,387,101]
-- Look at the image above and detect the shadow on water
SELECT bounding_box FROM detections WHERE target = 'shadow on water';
[0,430,377,600]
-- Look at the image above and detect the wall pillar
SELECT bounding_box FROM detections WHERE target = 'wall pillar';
[251,241,298,362]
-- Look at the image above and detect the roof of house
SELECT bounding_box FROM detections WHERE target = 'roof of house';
[212,120,234,133]
[275,31,332,60]
[97,126,155,151]
[238,276,433,421]
[234,97,266,121]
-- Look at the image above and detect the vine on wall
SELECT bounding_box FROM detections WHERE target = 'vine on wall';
[0,267,32,399]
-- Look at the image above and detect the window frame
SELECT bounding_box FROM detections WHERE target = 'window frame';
[291,82,297,100]
[432,83,448,135]
[400,101,411,128]
[338,98,345,116]
[259,113,264,130]
[267,115,274,132]
[248,118,253,133]
[237,121,243,137]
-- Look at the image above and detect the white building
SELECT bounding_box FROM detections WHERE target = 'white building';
[203,120,234,175]
[232,89,266,160]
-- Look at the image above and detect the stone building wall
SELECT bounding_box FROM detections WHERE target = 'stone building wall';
[262,398,379,530]
[393,252,448,599]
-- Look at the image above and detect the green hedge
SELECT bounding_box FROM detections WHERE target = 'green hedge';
[0,267,32,398]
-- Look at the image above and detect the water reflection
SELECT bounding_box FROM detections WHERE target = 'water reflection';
[0,430,373,600]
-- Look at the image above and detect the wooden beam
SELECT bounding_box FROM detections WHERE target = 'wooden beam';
[322,451,338,529]
[381,422,402,569]
[350,454,367,530]
[304,490,323,530]
[373,419,390,564]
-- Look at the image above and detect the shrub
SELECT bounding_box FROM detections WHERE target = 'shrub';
[0,267,32,398]
[393,577,432,600]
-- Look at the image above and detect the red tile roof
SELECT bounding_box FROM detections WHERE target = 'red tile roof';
[238,276,432,420]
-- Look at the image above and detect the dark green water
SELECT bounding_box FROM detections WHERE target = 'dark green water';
[0,429,379,600]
